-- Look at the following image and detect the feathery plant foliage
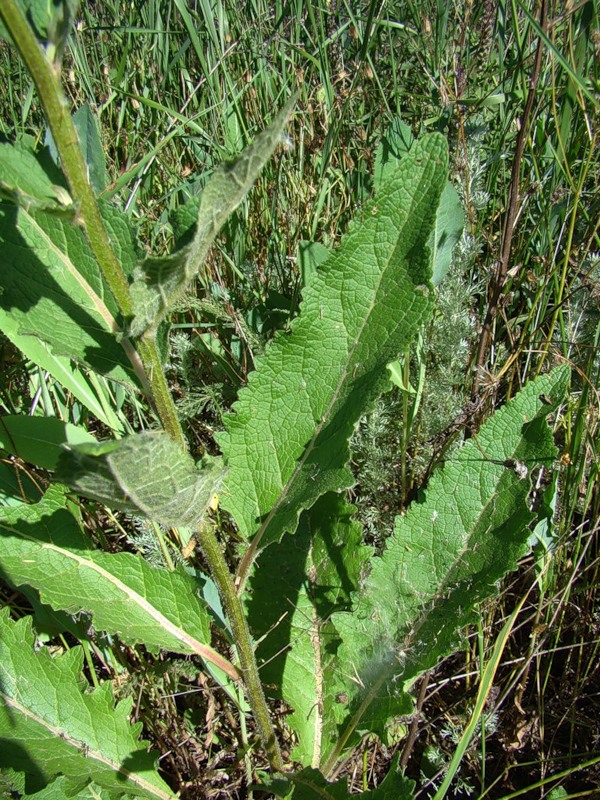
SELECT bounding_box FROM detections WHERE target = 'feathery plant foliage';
[0,0,597,798]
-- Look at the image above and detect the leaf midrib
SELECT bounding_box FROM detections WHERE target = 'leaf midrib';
[0,521,237,676]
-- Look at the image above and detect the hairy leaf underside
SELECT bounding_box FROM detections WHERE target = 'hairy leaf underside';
[127,96,296,339]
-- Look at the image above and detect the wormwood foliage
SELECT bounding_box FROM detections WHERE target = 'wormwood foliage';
[0,5,570,795]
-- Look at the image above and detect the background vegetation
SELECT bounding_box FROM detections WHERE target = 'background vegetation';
[0,0,598,797]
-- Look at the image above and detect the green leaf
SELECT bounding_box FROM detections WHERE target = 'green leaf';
[0,609,175,799]
[24,776,137,799]
[263,755,415,799]
[0,141,74,214]
[429,181,463,286]
[0,203,137,384]
[0,415,97,471]
[297,240,330,288]
[0,0,79,64]
[46,104,108,196]
[249,494,371,766]
[0,332,129,431]
[372,117,413,190]
[72,104,108,194]
[0,485,235,676]
[319,367,568,771]
[128,96,296,339]
[56,431,224,529]
[219,134,448,560]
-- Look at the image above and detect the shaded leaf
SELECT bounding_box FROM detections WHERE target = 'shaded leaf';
[430,181,463,286]
[0,141,74,215]
[24,776,136,799]
[0,202,137,384]
[72,104,108,194]
[249,494,371,766]
[0,415,96,471]
[262,755,415,799]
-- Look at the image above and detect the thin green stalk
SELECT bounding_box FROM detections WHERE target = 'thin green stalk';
[432,597,526,800]
[196,521,284,772]
[0,0,185,448]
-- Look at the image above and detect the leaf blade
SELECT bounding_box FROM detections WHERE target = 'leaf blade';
[0,610,175,799]
[0,485,237,678]
[128,96,296,338]
[56,431,224,529]
[0,202,137,384]
[321,367,569,771]
[220,133,448,568]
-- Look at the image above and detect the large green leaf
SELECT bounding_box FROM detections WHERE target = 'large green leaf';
[219,134,448,565]
[313,367,569,773]
[248,494,371,767]
[0,485,235,677]
[0,609,175,799]
[0,148,143,409]
[372,118,463,286]
[56,431,224,529]
[127,96,296,339]
[0,201,137,384]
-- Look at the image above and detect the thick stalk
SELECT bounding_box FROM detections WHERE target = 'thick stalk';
[196,521,284,772]
[0,0,185,448]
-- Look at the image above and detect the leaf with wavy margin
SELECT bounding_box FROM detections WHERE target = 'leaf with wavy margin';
[219,134,448,582]
[0,485,238,679]
[0,609,175,798]
[316,367,568,773]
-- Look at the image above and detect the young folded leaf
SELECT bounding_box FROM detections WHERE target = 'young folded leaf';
[127,95,296,339]
[56,431,224,529]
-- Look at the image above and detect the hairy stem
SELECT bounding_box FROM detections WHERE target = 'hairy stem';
[197,521,285,772]
[0,0,185,448]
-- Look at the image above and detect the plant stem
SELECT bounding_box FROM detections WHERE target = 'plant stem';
[196,521,285,773]
[0,0,185,448]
